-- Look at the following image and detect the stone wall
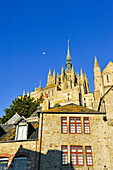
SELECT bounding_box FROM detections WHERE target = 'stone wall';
[40,113,110,169]
[99,86,113,169]
[0,140,39,170]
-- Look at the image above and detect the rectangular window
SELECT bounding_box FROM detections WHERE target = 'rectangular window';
[86,146,93,166]
[70,117,81,134]
[106,74,109,83]
[0,158,9,169]
[13,157,27,170]
[84,118,90,134]
[70,146,83,166]
[48,90,50,97]
[16,125,27,140]
[61,146,68,165]
[61,117,67,134]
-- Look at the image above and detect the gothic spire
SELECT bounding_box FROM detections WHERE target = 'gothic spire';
[66,39,71,60]
[66,39,72,72]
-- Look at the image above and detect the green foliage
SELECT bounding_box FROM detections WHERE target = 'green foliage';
[0,96,43,124]
[54,103,61,108]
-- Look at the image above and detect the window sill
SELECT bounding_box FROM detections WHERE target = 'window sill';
[0,138,38,143]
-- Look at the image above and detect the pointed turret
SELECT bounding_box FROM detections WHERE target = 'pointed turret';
[61,66,64,75]
[56,72,59,85]
[66,39,72,72]
[53,69,56,84]
[81,68,84,81]
[61,66,64,84]
[72,65,74,73]
[85,73,87,79]
[27,91,29,97]
[85,73,89,93]
[49,68,51,75]
[23,90,25,97]
[94,56,100,68]
[80,69,85,94]
[94,56,104,96]
[47,68,52,86]
[53,69,55,77]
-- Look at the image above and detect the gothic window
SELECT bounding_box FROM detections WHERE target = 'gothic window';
[61,146,68,165]
[106,74,109,83]
[15,125,28,140]
[61,117,67,134]
[70,117,82,134]
[84,98,86,107]
[84,118,90,134]
[70,146,83,166]
[0,158,9,170]
[13,157,27,170]
[86,146,93,166]
[48,91,50,97]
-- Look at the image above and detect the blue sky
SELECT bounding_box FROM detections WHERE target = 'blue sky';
[0,0,113,117]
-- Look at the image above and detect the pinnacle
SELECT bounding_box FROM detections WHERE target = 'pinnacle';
[72,65,74,73]
[81,68,83,75]
[94,56,100,68]
[85,73,87,79]
[49,68,51,75]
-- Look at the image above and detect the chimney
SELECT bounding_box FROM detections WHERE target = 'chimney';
[42,94,50,111]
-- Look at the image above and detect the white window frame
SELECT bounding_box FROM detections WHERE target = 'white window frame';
[15,124,28,140]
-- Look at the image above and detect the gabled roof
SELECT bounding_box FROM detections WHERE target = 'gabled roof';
[5,113,20,125]
[43,103,104,114]
[0,116,39,142]
[102,61,113,74]
[30,107,42,117]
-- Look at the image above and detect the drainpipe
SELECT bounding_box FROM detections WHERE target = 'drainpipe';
[38,112,43,170]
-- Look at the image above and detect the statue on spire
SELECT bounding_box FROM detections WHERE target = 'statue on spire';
[66,39,72,72]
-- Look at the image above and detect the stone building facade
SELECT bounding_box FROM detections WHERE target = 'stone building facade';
[0,41,113,169]
[0,103,112,170]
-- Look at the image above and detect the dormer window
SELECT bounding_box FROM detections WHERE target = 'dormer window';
[15,125,28,140]
[106,74,109,83]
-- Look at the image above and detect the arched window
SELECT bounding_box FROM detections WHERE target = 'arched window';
[106,74,109,83]
[84,98,86,107]
[48,91,50,97]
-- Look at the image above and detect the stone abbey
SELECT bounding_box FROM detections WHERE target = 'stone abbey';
[0,41,113,169]
[30,40,113,112]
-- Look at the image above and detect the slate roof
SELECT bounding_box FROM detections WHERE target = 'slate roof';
[5,113,20,125]
[30,107,42,117]
[43,103,105,114]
